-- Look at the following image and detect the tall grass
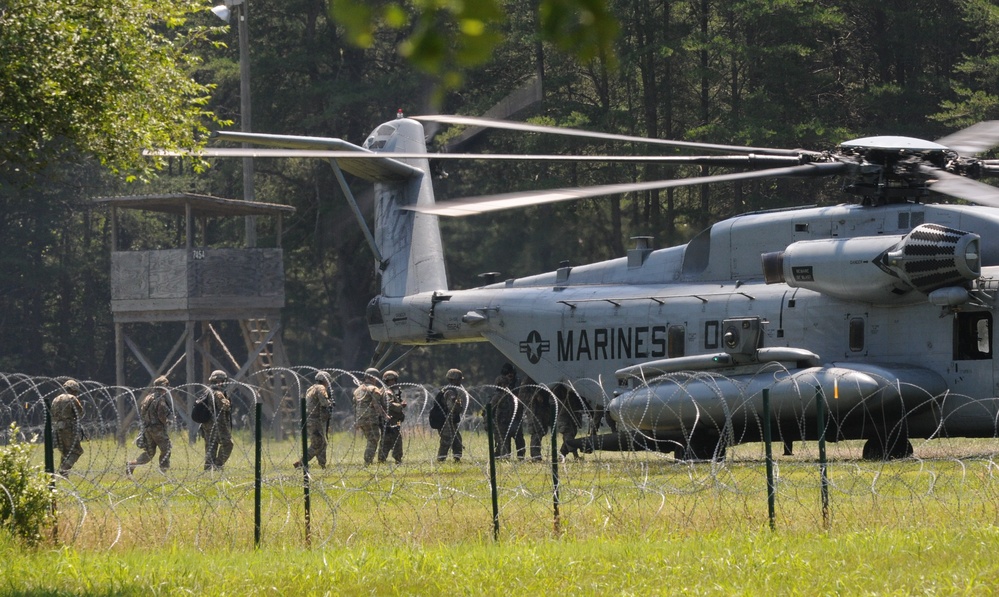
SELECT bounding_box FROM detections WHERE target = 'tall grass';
[4,525,999,595]
[6,430,999,593]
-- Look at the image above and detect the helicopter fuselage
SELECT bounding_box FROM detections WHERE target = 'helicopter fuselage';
[367,201,999,450]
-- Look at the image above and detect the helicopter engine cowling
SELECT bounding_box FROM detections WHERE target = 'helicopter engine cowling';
[762,223,980,303]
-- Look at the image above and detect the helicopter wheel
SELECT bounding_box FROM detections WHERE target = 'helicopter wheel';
[861,437,913,460]
[675,440,726,463]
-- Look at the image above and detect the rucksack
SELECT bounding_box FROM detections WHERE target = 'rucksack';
[191,392,214,424]
[428,391,446,430]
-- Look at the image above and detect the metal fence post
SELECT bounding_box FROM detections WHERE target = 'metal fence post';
[44,397,57,543]
[254,400,262,548]
[486,402,499,541]
[551,416,561,535]
[816,386,830,529]
[762,389,776,531]
[300,392,311,546]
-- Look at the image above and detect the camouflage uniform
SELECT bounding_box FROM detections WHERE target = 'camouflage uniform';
[201,371,233,471]
[378,371,406,463]
[294,372,334,469]
[555,385,586,459]
[489,364,525,459]
[51,380,84,475]
[436,369,467,462]
[128,376,173,473]
[521,378,553,461]
[353,369,386,465]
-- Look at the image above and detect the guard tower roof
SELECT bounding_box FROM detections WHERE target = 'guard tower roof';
[93,193,295,218]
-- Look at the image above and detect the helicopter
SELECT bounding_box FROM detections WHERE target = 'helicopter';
[186,112,999,461]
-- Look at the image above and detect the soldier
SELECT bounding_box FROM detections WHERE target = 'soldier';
[377,370,407,464]
[200,369,233,471]
[127,375,173,474]
[521,377,553,461]
[294,371,335,469]
[50,379,85,476]
[556,385,586,460]
[353,368,387,465]
[435,368,467,462]
[488,363,525,459]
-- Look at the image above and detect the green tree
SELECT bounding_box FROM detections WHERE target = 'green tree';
[933,0,999,128]
[0,0,219,178]
[331,0,618,94]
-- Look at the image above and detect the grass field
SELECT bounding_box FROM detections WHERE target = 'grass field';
[5,428,999,594]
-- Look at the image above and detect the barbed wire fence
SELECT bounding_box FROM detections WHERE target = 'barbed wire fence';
[3,367,999,550]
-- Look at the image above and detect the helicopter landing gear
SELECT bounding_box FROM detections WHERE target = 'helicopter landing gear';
[861,437,913,460]
[674,440,726,463]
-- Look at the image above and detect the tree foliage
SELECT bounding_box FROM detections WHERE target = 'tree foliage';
[1,0,997,384]
[331,0,618,92]
[0,0,219,177]
[0,425,51,546]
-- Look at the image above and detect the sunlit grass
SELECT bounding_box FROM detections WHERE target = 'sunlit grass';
[5,525,999,595]
[7,430,999,593]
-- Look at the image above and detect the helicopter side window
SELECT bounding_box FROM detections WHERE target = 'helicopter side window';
[849,317,865,352]
[954,312,993,361]
[668,325,686,358]
[704,321,719,350]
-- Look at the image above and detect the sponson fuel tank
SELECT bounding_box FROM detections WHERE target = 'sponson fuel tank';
[761,223,980,303]
[607,363,947,436]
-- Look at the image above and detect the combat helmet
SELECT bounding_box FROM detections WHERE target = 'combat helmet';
[382,370,399,382]
[446,368,463,382]
[63,379,81,394]
[315,370,332,386]
[363,367,380,379]
[208,370,228,384]
[153,375,170,387]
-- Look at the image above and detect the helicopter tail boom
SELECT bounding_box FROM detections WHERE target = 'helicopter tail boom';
[365,118,448,298]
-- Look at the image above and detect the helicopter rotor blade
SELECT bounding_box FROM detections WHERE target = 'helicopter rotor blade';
[412,114,819,158]
[934,121,999,156]
[408,162,847,217]
[919,164,999,208]
[145,147,806,166]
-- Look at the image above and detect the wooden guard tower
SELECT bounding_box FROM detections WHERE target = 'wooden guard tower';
[96,193,296,440]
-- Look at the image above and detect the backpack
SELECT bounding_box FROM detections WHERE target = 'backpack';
[428,391,446,430]
[191,392,214,424]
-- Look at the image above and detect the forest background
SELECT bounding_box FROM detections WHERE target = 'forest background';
[2,0,998,386]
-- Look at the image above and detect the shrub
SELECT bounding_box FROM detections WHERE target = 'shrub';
[0,423,52,545]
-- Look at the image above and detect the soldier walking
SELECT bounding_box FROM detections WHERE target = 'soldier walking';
[51,379,85,476]
[556,385,587,460]
[489,363,525,459]
[353,368,387,465]
[127,375,173,474]
[521,378,553,461]
[294,371,335,469]
[377,370,407,464]
[435,368,467,462]
[200,370,234,471]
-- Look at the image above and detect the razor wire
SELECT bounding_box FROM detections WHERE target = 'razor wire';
[3,367,999,550]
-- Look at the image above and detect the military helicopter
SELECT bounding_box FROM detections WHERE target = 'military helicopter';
[189,113,999,460]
